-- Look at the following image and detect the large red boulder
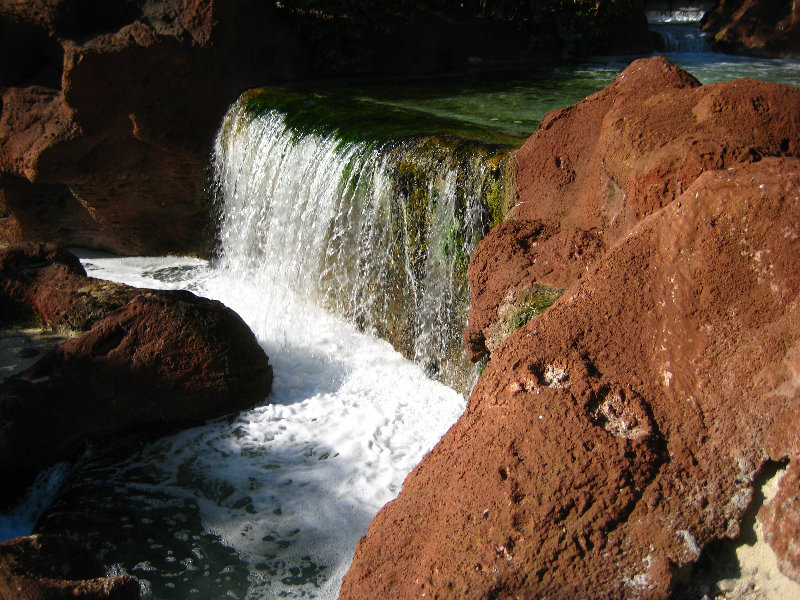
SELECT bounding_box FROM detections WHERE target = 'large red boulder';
[464,56,800,361]
[341,156,800,599]
[702,0,800,59]
[0,534,140,600]
[0,243,272,500]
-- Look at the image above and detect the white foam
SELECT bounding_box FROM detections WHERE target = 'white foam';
[79,255,465,599]
[0,462,71,541]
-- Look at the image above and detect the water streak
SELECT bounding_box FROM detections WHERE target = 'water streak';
[648,10,711,54]
[212,97,510,391]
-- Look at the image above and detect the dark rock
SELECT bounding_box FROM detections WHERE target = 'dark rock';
[0,534,140,599]
[0,241,134,330]
[702,0,800,59]
[0,243,272,501]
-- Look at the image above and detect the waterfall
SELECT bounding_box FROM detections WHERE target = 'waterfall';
[212,91,513,393]
[647,9,711,53]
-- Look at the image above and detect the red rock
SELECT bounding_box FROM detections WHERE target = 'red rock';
[340,152,800,597]
[463,220,604,361]
[0,534,140,599]
[0,243,272,493]
[464,56,800,361]
[514,56,799,238]
[0,2,272,255]
[0,242,136,330]
[0,1,654,255]
[702,0,800,59]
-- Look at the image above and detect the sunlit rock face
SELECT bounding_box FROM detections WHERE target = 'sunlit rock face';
[339,58,800,599]
[464,56,800,362]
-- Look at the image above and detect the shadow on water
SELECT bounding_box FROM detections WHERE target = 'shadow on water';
[35,409,375,599]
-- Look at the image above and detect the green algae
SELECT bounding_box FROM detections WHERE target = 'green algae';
[241,87,527,149]
[510,284,566,330]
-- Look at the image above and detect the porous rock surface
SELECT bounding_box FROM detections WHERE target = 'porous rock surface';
[340,58,800,599]
[702,0,800,59]
[0,242,272,496]
[0,534,140,600]
[465,56,800,361]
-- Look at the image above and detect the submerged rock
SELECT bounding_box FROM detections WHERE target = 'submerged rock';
[0,534,140,599]
[340,58,800,599]
[0,243,272,503]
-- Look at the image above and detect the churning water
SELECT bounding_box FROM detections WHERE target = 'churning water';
[40,251,467,600]
[3,35,799,599]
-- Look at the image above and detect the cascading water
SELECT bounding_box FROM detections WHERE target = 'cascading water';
[212,91,514,392]
[647,9,712,53]
[4,57,798,600]
[8,91,517,600]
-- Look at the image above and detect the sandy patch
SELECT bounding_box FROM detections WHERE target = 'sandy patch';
[0,327,73,378]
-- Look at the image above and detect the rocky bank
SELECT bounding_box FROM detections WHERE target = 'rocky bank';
[0,242,273,506]
[702,0,800,59]
[0,534,140,599]
[339,57,800,599]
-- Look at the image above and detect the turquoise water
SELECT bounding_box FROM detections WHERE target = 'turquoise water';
[316,53,800,136]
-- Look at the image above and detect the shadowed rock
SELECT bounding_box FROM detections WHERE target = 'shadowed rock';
[702,0,800,59]
[0,534,140,599]
[0,243,272,504]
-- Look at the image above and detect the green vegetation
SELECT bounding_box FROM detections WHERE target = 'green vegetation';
[482,156,514,229]
[511,284,566,330]
[441,222,468,275]
[240,88,526,148]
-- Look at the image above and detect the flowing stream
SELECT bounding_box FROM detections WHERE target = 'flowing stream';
[3,13,800,600]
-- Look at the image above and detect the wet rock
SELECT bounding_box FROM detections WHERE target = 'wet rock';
[340,133,800,600]
[702,0,800,59]
[0,242,136,330]
[0,243,272,502]
[0,534,140,599]
[464,56,800,360]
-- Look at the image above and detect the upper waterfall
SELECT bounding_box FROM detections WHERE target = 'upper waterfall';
[647,8,711,53]
[211,90,518,393]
